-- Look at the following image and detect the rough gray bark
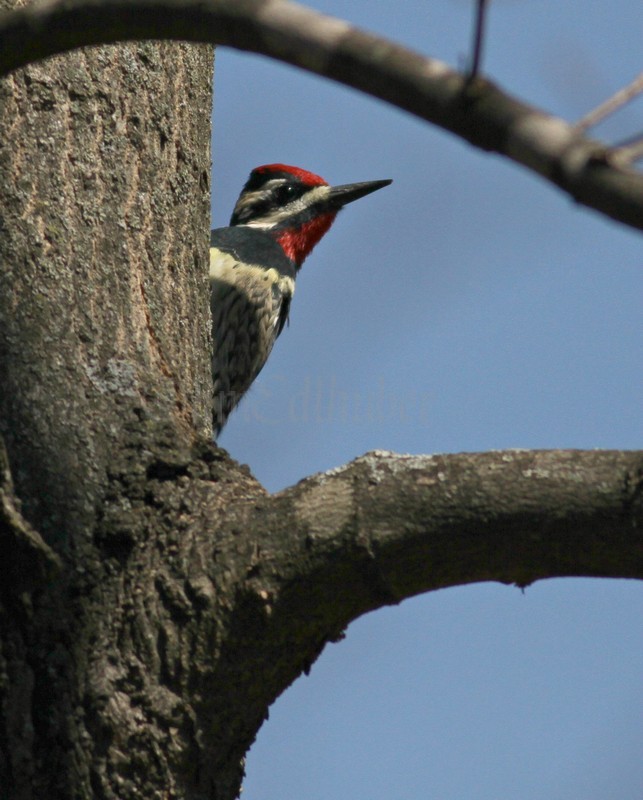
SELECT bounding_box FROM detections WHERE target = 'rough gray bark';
[0,31,221,798]
[0,6,641,800]
[0,0,642,231]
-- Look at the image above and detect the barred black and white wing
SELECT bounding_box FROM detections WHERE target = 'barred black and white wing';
[209,227,295,438]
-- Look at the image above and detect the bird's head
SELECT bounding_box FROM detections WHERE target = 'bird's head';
[230,163,391,267]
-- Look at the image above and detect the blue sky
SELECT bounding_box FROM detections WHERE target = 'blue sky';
[210,1,643,797]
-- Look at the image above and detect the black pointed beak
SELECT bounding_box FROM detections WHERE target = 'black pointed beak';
[327,178,392,209]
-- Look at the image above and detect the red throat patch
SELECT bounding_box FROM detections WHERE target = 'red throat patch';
[276,213,337,265]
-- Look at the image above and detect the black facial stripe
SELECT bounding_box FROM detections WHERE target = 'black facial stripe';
[231,197,272,225]
[271,199,333,232]
[230,180,312,226]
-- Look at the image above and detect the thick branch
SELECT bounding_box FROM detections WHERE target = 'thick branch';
[178,447,643,789]
[0,0,641,230]
[105,446,637,797]
[228,448,643,644]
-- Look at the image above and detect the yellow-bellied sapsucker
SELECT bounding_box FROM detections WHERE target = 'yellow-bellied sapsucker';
[210,163,391,437]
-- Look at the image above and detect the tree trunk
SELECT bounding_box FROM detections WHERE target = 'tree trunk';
[0,31,232,798]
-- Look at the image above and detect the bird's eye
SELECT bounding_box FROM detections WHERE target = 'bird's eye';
[275,184,297,204]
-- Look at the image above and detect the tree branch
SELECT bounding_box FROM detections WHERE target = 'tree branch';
[611,132,643,167]
[574,71,643,132]
[149,447,642,792]
[0,0,642,230]
[250,448,643,595]
[467,0,490,80]
[215,448,643,696]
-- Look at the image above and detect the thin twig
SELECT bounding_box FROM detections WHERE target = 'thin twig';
[467,0,489,80]
[611,134,643,166]
[575,71,643,131]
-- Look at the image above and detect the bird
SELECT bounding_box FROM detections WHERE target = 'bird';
[209,163,392,438]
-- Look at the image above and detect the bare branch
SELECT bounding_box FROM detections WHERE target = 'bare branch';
[575,71,643,132]
[467,0,490,80]
[208,447,643,753]
[611,133,643,166]
[0,0,641,231]
[235,448,643,610]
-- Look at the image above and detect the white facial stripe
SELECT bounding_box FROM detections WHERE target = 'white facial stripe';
[243,184,332,229]
[233,189,268,213]
[232,178,289,216]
